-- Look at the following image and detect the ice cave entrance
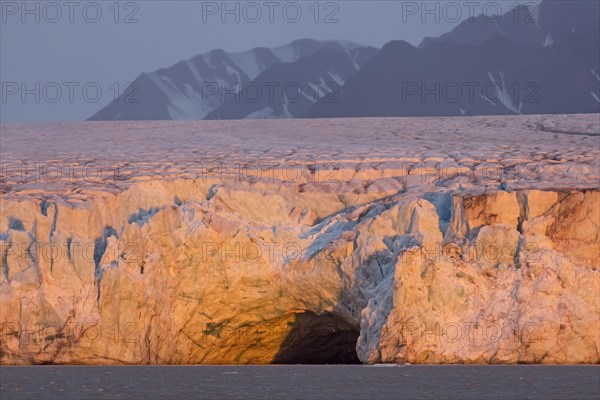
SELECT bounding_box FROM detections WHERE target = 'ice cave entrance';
[273,312,361,364]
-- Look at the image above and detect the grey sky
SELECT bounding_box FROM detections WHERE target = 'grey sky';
[1,0,541,122]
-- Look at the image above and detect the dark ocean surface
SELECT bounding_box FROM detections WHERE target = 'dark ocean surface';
[1,365,599,400]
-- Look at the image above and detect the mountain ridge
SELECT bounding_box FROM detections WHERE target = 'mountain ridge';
[89,39,375,121]
[89,0,599,121]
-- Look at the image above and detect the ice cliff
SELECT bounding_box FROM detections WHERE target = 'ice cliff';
[1,115,598,364]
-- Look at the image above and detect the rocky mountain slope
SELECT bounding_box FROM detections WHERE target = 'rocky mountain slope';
[203,46,377,120]
[89,1,599,121]
[308,1,600,118]
[89,39,376,121]
[1,114,599,365]
[418,1,600,48]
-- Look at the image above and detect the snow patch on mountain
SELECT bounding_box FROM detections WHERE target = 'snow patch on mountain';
[246,107,273,119]
[228,49,263,80]
[147,73,208,120]
[271,43,298,63]
[327,69,345,87]
[482,71,523,114]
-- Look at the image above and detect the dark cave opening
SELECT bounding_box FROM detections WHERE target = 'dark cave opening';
[272,312,361,364]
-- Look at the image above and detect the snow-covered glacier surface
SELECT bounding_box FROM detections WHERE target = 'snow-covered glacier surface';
[0,114,599,364]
